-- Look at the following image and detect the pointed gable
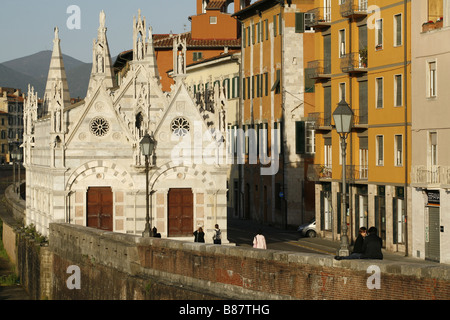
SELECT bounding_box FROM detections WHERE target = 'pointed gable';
[87,11,116,95]
[43,27,71,114]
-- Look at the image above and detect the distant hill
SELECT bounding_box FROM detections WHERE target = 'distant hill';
[0,51,93,99]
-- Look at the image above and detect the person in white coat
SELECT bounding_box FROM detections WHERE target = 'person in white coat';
[253,230,267,249]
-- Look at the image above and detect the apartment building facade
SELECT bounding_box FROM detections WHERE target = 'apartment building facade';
[307,0,411,254]
[114,0,247,92]
[0,87,25,162]
[233,0,316,228]
[411,0,450,263]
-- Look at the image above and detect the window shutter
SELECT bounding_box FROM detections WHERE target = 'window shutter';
[273,15,277,36]
[296,121,306,154]
[295,12,305,33]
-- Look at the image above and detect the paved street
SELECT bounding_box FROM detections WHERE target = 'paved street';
[227,217,333,254]
[227,216,444,266]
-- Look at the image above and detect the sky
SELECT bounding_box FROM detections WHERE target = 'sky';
[0,0,199,63]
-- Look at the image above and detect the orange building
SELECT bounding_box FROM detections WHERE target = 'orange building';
[114,0,249,92]
[233,0,316,228]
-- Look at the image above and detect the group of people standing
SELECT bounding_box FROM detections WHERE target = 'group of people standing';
[193,224,222,244]
[334,226,383,260]
[193,225,267,249]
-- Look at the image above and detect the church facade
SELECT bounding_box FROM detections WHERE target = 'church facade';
[23,10,229,242]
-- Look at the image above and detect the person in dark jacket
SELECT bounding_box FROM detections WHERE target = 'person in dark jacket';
[193,227,205,243]
[361,226,383,260]
[335,227,367,260]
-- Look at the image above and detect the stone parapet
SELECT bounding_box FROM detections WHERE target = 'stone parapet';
[47,223,450,300]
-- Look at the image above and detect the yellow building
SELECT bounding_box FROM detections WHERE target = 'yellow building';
[233,0,316,227]
[307,0,411,254]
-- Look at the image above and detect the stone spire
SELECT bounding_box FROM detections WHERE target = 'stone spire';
[87,10,116,94]
[43,27,70,116]
[172,34,187,81]
[145,25,160,82]
[133,9,160,82]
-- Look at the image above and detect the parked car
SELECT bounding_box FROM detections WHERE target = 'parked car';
[297,219,316,238]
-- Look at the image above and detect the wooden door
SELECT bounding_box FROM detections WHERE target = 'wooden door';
[168,188,193,237]
[87,187,113,231]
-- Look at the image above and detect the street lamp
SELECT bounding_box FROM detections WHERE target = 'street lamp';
[11,150,17,193]
[140,133,156,237]
[333,99,353,257]
[16,149,23,194]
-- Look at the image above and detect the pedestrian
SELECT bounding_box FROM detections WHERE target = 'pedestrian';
[152,227,161,238]
[213,224,222,244]
[361,226,383,260]
[253,229,267,249]
[193,227,205,243]
[334,226,367,260]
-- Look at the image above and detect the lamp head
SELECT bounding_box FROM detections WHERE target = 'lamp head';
[333,99,353,134]
[139,133,156,156]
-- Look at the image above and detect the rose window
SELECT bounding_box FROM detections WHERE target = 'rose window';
[171,117,190,137]
[90,117,110,137]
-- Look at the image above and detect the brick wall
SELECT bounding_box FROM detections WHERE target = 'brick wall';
[47,223,450,300]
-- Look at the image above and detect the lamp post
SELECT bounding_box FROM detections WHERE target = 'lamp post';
[11,150,17,193]
[140,133,156,237]
[333,99,353,257]
[17,150,22,194]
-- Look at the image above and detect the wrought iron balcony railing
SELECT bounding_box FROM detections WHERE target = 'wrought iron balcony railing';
[347,165,368,181]
[307,60,331,79]
[308,112,332,130]
[340,0,368,18]
[340,52,367,73]
[307,164,332,181]
[305,7,331,29]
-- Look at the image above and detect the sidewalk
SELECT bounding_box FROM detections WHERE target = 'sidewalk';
[297,236,442,266]
[227,217,444,266]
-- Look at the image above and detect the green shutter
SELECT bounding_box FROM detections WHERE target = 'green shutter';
[295,12,305,33]
[265,19,269,40]
[296,121,306,154]
[273,15,277,37]
[265,73,269,96]
[279,14,282,35]
[243,27,246,48]
[304,68,315,93]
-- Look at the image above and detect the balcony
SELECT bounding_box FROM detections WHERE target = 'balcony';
[308,112,332,131]
[352,109,368,130]
[307,60,331,80]
[307,164,368,182]
[411,165,442,187]
[307,164,332,182]
[347,165,368,182]
[340,0,368,18]
[305,7,331,29]
[340,52,367,74]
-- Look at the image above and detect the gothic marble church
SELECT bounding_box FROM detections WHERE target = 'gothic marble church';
[23,11,229,242]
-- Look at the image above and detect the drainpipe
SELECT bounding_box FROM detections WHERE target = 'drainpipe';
[280,0,287,229]
[403,0,409,257]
